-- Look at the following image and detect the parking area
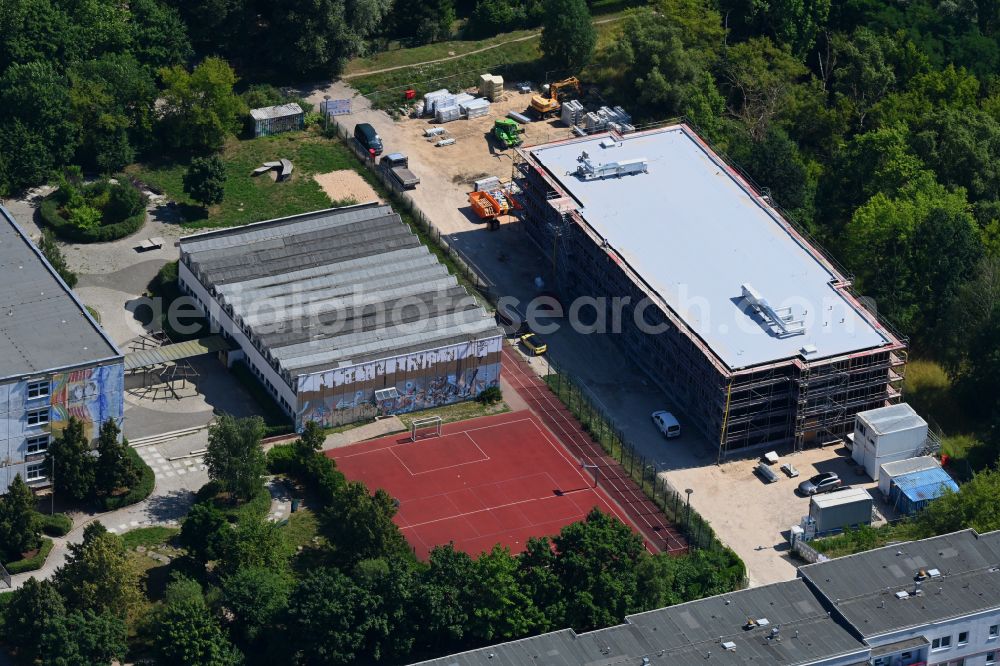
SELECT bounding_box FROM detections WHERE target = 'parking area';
[662,444,898,586]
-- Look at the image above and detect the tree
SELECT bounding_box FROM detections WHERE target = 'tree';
[217,514,288,576]
[323,482,411,566]
[540,0,596,74]
[918,468,1000,535]
[46,417,95,502]
[54,523,142,620]
[414,545,475,653]
[39,228,77,287]
[284,568,368,665]
[745,0,830,56]
[154,576,243,666]
[94,419,139,497]
[179,502,232,565]
[1,578,66,664]
[38,609,127,666]
[0,473,41,560]
[128,0,194,69]
[351,557,418,662]
[221,566,292,643]
[551,508,644,631]
[831,28,896,129]
[158,57,246,153]
[392,0,455,45]
[183,154,227,207]
[205,414,266,502]
[720,37,808,140]
[466,544,542,642]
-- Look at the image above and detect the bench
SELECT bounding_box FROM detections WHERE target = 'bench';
[756,461,779,483]
[137,237,164,251]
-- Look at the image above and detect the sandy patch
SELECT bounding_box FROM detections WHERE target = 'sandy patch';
[313,170,380,205]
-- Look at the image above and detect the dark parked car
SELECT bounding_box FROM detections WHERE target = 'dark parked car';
[798,472,843,496]
[354,122,383,156]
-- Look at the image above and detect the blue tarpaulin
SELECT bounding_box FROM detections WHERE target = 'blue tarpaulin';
[891,467,959,515]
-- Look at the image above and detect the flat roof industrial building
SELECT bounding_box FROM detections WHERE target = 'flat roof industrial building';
[1,206,124,493]
[414,529,1000,666]
[178,204,503,429]
[515,125,907,457]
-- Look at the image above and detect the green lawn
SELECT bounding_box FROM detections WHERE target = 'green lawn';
[121,526,180,551]
[395,398,510,429]
[280,509,322,551]
[126,131,375,229]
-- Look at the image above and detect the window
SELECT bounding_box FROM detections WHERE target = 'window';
[932,636,952,651]
[26,408,50,426]
[986,651,996,665]
[25,462,46,481]
[26,380,49,399]
[958,631,968,645]
[26,434,50,454]
[990,625,999,639]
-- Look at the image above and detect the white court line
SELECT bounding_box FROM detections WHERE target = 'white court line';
[389,432,491,476]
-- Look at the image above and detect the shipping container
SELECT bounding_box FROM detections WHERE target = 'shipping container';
[809,487,873,534]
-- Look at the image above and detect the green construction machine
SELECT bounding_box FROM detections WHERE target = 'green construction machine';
[493,118,523,149]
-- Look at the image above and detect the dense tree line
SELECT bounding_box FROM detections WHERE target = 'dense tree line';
[603,0,1000,454]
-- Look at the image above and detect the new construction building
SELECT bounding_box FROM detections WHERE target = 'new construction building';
[413,528,1000,666]
[0,207,124,494]
[514,124,907,459]
[178,204,503,429]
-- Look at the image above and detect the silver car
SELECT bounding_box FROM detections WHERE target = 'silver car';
[798,472,842,496]
[651,410,681,438]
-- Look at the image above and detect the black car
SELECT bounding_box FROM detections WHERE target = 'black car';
[354,122,383,156]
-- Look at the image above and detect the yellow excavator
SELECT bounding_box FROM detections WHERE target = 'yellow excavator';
[529,77,582,118]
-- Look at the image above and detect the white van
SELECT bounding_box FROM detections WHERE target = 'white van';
[651,410,681,438]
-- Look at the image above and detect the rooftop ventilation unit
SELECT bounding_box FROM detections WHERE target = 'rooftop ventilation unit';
[741,283,806,337]
[721,641,737,651]
[575,151,648,180]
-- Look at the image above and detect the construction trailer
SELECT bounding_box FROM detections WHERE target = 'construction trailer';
[809,487,873,534]
[877,455,940,498]
[513,124,907,460]
[888,467,958,515]
[178,204,503,430]
[852,403,929,480]
[249,103,304,137]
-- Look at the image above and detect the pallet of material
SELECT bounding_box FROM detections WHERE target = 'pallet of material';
[561,99,585,127]
[462,98,491,118]
[478,73,504,101]
[435,104,461,123]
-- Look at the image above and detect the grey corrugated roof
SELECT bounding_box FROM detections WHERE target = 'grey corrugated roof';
[527,126,893,370]
[800,529,1000,638]
[410,580,869,666]
[249,103,303,120]
[179,205,501,383]
[0,206,121,379]
[857,403,926,435]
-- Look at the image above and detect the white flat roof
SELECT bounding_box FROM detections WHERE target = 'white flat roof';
[528,126,893,370]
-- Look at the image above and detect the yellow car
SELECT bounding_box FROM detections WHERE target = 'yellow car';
[520,332,547,355]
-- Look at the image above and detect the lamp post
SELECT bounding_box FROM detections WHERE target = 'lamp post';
[323,95,331,131]
[685,488,693,532]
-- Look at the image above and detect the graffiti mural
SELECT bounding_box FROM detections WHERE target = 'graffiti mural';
[296,337,502,429]
[49,364,124,439]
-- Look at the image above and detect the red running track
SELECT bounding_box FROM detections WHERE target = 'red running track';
[327,411,642,559]
[500,345,688,555]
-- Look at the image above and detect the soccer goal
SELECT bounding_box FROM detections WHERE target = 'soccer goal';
[410,416,443,442]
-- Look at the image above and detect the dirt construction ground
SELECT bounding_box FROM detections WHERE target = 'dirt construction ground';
[313,169,381,205]
[662,444,898,586]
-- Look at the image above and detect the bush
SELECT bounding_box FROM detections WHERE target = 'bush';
[477,385,503,405]
[195,480,272,523]
[101,447,154,511]
[39,513,73,537]
[266,443,297,474]
[5,538,54,574]
[38,179,146,243]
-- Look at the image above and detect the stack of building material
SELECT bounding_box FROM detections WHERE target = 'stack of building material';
[454,92,475,107]
[478,74,504,101]
[581,106,636,134]
[423,89,456,116]
[561,99,585,127]
[461,98,491,118]
[474,176,501,192]
[435,103,461,123]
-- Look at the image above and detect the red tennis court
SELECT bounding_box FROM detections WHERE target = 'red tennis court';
[327,411,645,558]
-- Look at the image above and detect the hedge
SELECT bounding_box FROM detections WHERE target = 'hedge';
[4,538,54,574]
[39,191,145,243]
[39,512,73,537]
[101,447,155,511]
[195,480,272,523]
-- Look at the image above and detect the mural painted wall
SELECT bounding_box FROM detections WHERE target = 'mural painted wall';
[296,336,503,429]
[49,364,125,439]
